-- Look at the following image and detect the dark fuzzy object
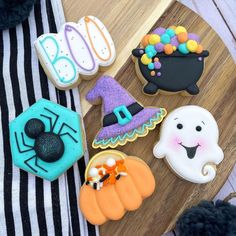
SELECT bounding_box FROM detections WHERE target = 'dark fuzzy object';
[0,0,35,30]
[176,200,236,236]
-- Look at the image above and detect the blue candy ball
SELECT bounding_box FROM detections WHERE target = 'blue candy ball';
[145,45,155,52]
[148,63,155,70]
[166,28,175,38]
[160,33,171,44]
[178,43,189,54]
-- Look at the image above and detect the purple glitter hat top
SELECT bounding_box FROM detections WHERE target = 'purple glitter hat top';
[86,75,136,115]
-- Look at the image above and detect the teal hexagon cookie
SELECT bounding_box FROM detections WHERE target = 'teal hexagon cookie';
[9,98,84,181]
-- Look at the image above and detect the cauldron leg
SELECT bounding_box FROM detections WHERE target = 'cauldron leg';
[143,82,158,95]
[186,84,199,95]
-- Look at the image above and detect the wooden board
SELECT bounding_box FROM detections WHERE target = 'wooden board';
[62,1,236,235]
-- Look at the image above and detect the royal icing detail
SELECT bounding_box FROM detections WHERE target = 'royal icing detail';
[35,16,116,89]
[132,26,209,96]
[86,75,167,149]
[9,99,84,181]
[79,150,155,225]
[153,106,224,184]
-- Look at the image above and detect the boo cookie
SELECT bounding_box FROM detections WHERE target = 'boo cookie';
[132,26,209,96]
[153,105,224,184]
[9,99,84,181]
[35,16,116,90]
[79,150,155,225]
[86,75,167,149]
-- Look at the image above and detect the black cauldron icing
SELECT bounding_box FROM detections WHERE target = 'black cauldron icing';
[132,49,209,95]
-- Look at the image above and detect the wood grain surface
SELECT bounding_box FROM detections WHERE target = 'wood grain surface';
[62,1,236,235]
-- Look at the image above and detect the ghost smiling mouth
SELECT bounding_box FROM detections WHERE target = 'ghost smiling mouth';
[179,142,200,159]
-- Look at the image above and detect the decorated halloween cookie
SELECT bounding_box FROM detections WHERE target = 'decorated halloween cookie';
[35,16,116,90]
[79,150,156,225]
[9,99,84,181]
[132,26,209,96]
[86,75,167,149]
[153,106,224,184]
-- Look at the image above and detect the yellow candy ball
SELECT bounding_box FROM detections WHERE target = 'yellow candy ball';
[149,34,160,45]
[186,40,198,52]
[173,46,177,51]
[141,54,152,65]
[175,26,187,35]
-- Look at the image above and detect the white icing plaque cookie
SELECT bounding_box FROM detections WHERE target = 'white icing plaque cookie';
[153,105,224,184]
[35,16,116,90]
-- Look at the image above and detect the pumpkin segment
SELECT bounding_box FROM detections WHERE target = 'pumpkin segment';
[115,174,142,210]
[95,184,125,220]
[79,185,107,225]
[125,157,156,198]
[79,150,155,225]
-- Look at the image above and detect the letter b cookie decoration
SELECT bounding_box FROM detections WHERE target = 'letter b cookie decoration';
[35,16,116,90]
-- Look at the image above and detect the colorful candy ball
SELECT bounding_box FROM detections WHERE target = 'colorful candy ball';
[178,43,189,54]
[149,34,160,45]
[170,36,179,47]
[148,63,155,70]
[177,32,188,43]
[154,61,161,69]
[141,54,152,65]
[161,33,171,44]
[141,34,150,47]
[175,26,187,35]
[164,44,173,55]
[188,33,200,43]
[196,44,203,54]
[155,43,164,52]
[186,40,198,52]
[153,27,166,35]
[166,28,176,38]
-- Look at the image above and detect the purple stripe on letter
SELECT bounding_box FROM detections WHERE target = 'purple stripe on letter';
[64,24,96,71]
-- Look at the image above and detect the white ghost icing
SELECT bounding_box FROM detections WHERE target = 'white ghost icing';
[153,105,224,184]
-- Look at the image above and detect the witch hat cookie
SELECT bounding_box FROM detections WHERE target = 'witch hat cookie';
[86,75,167,149]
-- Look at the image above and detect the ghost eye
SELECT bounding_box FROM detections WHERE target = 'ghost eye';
[177,123,183,129]
[196,126,202,131]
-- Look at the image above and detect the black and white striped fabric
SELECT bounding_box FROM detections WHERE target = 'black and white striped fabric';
[0,0,99,235]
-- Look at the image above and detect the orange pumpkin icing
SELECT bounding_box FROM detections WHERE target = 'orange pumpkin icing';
[79,151,155,225]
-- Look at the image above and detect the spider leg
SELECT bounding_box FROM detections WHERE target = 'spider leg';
[60,132,78,143]
[40,107,59,132]
[35,157,48,172]
[24,155,37,172]
[58,122,78,143]
[40,114,53,131]
[15,132,33,153]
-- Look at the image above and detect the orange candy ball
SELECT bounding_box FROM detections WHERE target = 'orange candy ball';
[177,32,188,43]
[196,44,203,54]
[150,71,155,76]
[164,44,173,55]
[141,34,150,47]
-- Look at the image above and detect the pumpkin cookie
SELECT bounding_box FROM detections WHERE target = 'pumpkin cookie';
[79,150,155,225]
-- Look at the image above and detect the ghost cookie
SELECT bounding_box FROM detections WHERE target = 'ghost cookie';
[132,26,209,96]
[153,105,224,184]
[35,16,116,90]
[79,150,155,225]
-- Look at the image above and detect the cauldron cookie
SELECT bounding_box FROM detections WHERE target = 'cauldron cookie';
[132,26,209,96]
[9,99,84,181]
